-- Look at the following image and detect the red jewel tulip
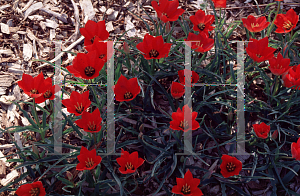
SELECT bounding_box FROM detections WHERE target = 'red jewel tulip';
[291,137,300,161]
[75,108,102,133]
[123,42,130,54]
[18,73,47,98]
[282,64,300,90]
[220,155,242,178]
[85,37,113,63]
[246,37,276,62]
[116,149,145,174]
[253,122,270,139]
[113,75,141,102]
[171,170,203,196]
[171,82,185,99]
[76,146,102,171]
[62,90,91,116]
[170,105,200,132]
[80,20,109,46]
[67,50,105,80]
[35,78,60,104]
[271,130,278,140]
[274,9,299,33]
[212,0,226,8]
[151,0,185,23]
[185,32,214,53]
[16,181,46,196]
[136,33,172,60]
[242,15,270,32]
[190,9,215,33]
[268,53,290,76]
[178,69,199,86]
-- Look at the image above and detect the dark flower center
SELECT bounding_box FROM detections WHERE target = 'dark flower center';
[256,54,262,58]
[149,49,159,58]
[75,102,84,114]
[181,183,191,195]
[226,162,236,172]
[251,23,259,29]
[125,162,134,170]
[197,23,206,31]
[283,20,293,30]
[30,89,39,94]
[88,121,96,132]
[85,158,94,168]
[84,66,95,77]
[29,187,40,196]
[124,91,133,99]
[91,36,96,44]
[179,119,189,130]
[43,90,52,98]
[99,54,106,59]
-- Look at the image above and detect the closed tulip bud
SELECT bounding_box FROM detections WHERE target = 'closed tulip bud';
[271,130,278,140]
[123,42,130,54]
[66,171,73,181]
[32,143,39,156]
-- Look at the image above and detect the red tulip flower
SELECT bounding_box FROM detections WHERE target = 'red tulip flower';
[80,20,109,46]
[62,91,91,116]
[178,69,199,86]
[116,149,145,174]
[242,15,270,32]
[171,82,185,99]
[75,108,102,133]
[18,73,47,98]
[220,155,242,178]
[35,78,60,104]
[190,9,215,33]
[136,34,172,60]
[268,53,290,76]
[253,122,270,139]
[67,51,105,80]
[282,64,300,90]
[85,37,113,63]
[113,75,141,102]
[16,181,46,196]
[151,0,185,23]
[172,170,203,196]
[76,146,102,171]
[246,37,276,62]
[170,105,200,132]
[185,32,214,53]
[291,137,300,161]
[212,0,226,8]
[274,9,299,33]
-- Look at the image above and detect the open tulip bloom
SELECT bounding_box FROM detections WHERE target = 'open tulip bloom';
[246,37,276,62]
[190,9,215,33]
[220,155,243,178]
[185,32,214,53]
[76,146,102,171]
[151,0,185,23]
[172,170,203,196]
[116,149,145,174]
[171,81,185,99]
[75,108,102,133]
[291,137,300,161]
[15,181,46,196]
[136,33,172,60]
[61,90,91,116]
[253,122,271,139]
[242,15,270,32]
[80,20,109,46]
[268,53,290,76]
[113,75,141,102]
[282,64,300,90]
[274,9,299,33]
[18,73,47,99]
[170,105,200,132]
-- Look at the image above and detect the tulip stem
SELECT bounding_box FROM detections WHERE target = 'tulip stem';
[266,1,281,37]
[93,133,97,149]
[272,75,279,97]
[90,85,101,108]
[150,59,155,76]
[286,88,296,111]
[33,98,41,129]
